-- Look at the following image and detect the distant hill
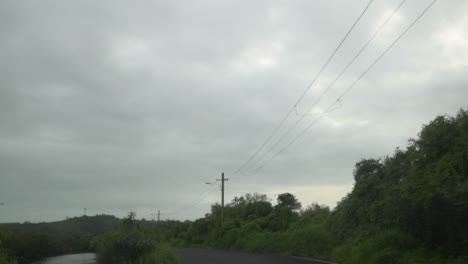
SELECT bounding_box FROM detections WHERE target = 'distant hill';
[0,214,121,237]
[0,215,121,236]
[0,215,123,263]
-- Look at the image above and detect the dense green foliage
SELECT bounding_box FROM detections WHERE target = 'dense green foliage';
[0,213,180,264]
[164,109,468,263]
[0,215,120,263]
[91,212,179,264]
[0,230,17,264]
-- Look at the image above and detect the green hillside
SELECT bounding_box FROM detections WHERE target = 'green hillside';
[0,215,120,263]
[0,215,120,237]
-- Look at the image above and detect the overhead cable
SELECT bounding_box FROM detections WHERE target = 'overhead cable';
[242,0,408,175]
[230,0,375,178]
[244,0,438,177]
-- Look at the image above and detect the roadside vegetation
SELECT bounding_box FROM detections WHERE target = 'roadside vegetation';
[90,212,179,264]
[0,215,120,263]
[0,214,180,264]
[166,108,468,264]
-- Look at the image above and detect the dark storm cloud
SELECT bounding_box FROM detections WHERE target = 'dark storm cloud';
[1,0,467,222]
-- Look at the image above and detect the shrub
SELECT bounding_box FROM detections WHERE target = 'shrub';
[144,244,180,264]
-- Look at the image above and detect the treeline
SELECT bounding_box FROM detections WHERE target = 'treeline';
[90,212,179,264]
[0,214,120,236]
[0,215,120,263]
[163,109,468,263]
[0,213,182,263]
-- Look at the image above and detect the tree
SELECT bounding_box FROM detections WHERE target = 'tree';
[353,158,383,182]
[276,193,301,211]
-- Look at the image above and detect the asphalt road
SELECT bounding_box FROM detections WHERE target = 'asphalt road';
[175,248,332,264]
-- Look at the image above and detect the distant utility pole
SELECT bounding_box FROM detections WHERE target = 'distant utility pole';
[152,210,161,223]
[84,208,87,216]
[216,172,228,221]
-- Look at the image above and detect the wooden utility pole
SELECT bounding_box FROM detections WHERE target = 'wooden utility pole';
[217,172,228,221]
[157,210,160,223]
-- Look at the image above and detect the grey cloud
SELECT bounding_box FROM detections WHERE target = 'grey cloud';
[1,0,467,222]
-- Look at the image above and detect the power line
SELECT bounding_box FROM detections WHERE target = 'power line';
[229,0,375,178]
[160,0,438,219]
[241,0,408,175]
[337,0,439,101]
[244,0,439,177]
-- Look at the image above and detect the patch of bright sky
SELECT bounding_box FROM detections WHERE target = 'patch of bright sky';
[228,42,283,74]
[267,184,353,209]
[373,5,405,46]
[434,21,468,71]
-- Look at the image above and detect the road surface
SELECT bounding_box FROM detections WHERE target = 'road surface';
[43,253,96,264]
[175,248,333,264]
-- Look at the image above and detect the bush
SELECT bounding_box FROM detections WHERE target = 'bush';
[0,251,17,264]
[330,229,420,264]
[144,244,180,264]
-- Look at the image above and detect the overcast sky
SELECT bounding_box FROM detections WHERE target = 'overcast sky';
[1,0,467,223]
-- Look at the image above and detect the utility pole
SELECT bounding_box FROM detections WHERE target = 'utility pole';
[84,208,87,216]
[216,172,228,221]
[152,210,161,223]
